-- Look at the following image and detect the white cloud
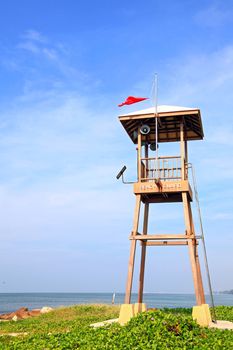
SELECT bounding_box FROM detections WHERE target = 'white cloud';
[195,4,232,27]
[162,46,233,109]
[42,47,58,60]
[207,126,233,146]
[210,212,233,220]
[17,29,60,62]
[17,41,40,54]
[23,30,47,43]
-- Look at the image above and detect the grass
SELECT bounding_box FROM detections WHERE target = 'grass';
[0,304,232,349]
[0,304,119,336]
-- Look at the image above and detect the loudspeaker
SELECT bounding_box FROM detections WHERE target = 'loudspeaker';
[150,143,159,151]
[140,124,150,135]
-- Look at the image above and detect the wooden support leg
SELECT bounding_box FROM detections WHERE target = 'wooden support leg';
[138,203,149,303]
[187,240,202,305]
[182,192,204,306]
[125,195,141,304]
[195,245,206,304]
[188,201,206,304]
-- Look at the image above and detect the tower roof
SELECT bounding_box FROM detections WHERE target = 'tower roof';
[118,105,204,143]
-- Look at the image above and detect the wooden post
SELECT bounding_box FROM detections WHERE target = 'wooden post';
[137,128,142,182]
[188,202,205,304]
[180,122,186,180]
[145,143,149,180]
[195,245,206,304]
[187,239,202,305]
[185,140,188,179]
[182,192,192,236]
[138,203,149,303]
[185,140,188,161]
[182,192,203,305]
[125,195,141,304]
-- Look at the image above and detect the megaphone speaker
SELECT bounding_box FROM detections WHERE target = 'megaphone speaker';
[150,143,159,151]
[140,124,150,135]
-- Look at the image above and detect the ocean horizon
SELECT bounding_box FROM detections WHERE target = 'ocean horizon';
[0,292,232,314]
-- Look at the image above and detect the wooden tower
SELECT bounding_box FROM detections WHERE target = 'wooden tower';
[118,105,207,308]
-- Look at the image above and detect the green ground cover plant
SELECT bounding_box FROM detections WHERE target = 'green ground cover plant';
[0,305,232,349]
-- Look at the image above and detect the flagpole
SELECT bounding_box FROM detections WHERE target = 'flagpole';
[154,74,159,178]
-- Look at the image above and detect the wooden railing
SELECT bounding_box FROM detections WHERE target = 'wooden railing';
[140,156,185,181]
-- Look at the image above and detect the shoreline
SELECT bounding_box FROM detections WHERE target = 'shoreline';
[0,292,232,315]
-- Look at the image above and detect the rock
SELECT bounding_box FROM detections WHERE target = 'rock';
[0,306,44,321]
[15,307,30,319]
[0,332,28,337]
[40,306,53,314]
[28,309,41,317]
[90,318,119,328]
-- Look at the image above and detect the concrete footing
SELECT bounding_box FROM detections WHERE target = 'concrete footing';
[192,304,212,327]
[118,303,146,325]
[134,303,147,315]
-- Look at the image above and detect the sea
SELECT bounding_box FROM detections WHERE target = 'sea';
[0,293,232,314]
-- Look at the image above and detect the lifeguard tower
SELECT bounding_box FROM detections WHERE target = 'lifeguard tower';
[117,105,214,326]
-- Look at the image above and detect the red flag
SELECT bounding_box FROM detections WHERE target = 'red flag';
[118,96,148,107]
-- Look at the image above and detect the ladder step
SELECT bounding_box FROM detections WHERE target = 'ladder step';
[144,241,199,246]
[130,234,195,240]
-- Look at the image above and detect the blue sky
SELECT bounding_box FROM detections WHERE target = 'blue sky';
[0,0,232,294]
